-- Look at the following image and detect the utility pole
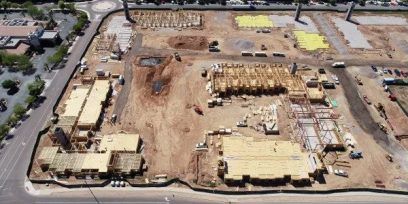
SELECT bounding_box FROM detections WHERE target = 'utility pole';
[123,0,135,23]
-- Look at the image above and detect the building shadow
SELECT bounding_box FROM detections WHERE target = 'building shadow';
[347,19,360,25]
[295,19,308,25]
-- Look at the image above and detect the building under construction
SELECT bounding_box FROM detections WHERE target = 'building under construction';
[289,98,344,153]
[49,79,112,148]
[218,136,324,185]
[210,63,305,98]
[132,11,202,29]
[37,133,143,178]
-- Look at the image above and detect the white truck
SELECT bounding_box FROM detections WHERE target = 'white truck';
[332,62,345,68]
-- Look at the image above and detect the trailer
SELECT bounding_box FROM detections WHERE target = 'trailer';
[241,51,253,56]
[272,52,286,57]
[254,52,267,57]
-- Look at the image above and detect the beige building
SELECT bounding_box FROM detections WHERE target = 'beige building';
[211,63,305,98]
[77,80,111,129]
[38,133,143,177]
[218,136,324,185]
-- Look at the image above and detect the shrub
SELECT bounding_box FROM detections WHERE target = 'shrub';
[28,79,45,96]
[2,79,17,89]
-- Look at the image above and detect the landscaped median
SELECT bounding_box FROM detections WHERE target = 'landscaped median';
[0,78,45,141]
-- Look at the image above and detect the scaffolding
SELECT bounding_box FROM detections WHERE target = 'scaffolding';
[289,97,344,153]
[210,63,306,97]
[132,11,202,29]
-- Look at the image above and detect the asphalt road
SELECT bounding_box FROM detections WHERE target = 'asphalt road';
[0,19,101,203]
[126,2,408,11]
[0,0,407,203]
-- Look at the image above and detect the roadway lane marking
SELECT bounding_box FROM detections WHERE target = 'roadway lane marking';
[0,22,100,190]
[34,202,168,204]
[0,106,52,189]
[0,85,56,188]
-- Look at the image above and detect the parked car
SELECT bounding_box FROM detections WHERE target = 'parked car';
[394,69,401,77]
[383,67,388,74]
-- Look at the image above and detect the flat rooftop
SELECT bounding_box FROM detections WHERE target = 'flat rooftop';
[222,136,312,181]
[78,80,110,126]
[0,25,38,37]
[61,85,90,117]
[40,30,59,39]
[99,133,140,152]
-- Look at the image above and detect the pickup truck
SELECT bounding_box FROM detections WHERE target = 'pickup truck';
[334,169,349,177]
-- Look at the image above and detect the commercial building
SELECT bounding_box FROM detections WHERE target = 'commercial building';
[38,133,143,178]
[0,19,61,54]
[218,136,324,185]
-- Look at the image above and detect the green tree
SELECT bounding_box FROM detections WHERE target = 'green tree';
[16,55,32,72]
[7,114,19,126]
[0,124,10,139]
[27,5,45,20]
[65,2,75,13]
[10,2,19,8]
[58,0,65,10]
[25,95,37,105]
[47,45,68,64]
[28,79,45,96]
[2,79,17,89]
[13,103,26,118]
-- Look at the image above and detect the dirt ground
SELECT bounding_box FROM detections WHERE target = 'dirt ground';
[29,10,408,191]
[347,66,408,148]
[167,36,208,50]
[140,11,304,58]
[320,67,408,190]
[359,25,408,53]
[111,56,293,183]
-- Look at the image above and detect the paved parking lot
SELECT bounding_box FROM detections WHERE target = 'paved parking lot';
[0,12,76,125]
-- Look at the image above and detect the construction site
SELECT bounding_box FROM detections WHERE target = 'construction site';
[29,5,408,192]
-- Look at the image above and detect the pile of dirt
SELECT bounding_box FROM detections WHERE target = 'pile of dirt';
[168,36,208,50]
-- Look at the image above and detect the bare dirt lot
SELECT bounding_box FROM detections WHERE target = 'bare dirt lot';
[30,11,408,191]
[140,11,304,58]
[114,56,293,183]
[168,36,208,50]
